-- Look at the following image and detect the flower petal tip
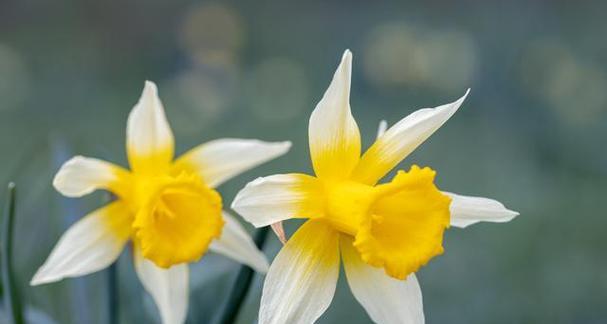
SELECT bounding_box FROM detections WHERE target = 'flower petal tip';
[506,209,520,218]
[343,49,353,60]
[341,50,353,68]
[230,184,251,212]
[275,141,292,154]
[29,275,43,286]
[376,120,388,138]
[52,171,67,193]
[457,88,470,104]
[52,156,91,197]
[257,259,270,273]
[230,176,273,228]
[438,88,470,117]
[29,270,54,286]
[271,222,288,245]
[230,183,248,206]
[143,80,158,92]
[139,81,160,106]
[496,209,519,225]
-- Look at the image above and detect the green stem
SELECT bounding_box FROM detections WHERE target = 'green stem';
[214,226,270,324]
[104,193,118,324]
[2,183,24,324]
[108,263,118,324]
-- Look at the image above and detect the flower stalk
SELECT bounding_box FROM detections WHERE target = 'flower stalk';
[105,192,119,324]
[107,263,118,324]
[214,226,270,324]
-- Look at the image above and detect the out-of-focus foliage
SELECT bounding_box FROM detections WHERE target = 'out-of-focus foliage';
[0,0,606,323]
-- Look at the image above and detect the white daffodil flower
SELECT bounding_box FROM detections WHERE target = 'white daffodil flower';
[231,50,518,324]
[31,81,291,324]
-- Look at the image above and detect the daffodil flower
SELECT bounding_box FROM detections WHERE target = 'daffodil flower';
[31,81,291,324]
[231,51,519,324]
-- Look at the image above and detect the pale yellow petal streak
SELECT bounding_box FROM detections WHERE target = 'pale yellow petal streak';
[309,50,361,180]
[127,81,175,174]
[259,220,340,324]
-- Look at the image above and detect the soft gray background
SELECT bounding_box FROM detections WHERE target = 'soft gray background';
[0,0,606,323]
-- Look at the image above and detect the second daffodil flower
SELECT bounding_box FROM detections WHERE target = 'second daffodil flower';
[31,81,291,324]
[232,51,519,324]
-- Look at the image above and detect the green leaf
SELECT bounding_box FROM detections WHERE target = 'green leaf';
[2,182,24,324]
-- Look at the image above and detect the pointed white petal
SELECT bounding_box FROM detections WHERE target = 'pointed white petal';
[174,139,291,188]
[376,120,388,139]
[309,50,361,180]
[53,156,129,198]
[353,90,470,185]
[231,173,323,228]
[127,81,175,172]
[30,202,131,285]
[444,192,519,228]
[259,220,340,324]
[134,250,188,324]
[209,211,269,273]
[341,236,424,324]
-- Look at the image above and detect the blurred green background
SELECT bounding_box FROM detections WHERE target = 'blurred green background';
[1,0,606,323]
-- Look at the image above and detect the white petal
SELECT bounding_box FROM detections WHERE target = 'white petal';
[259,220,340,324]
[444,192,519,228]
[209,211,269,273]
[134,249,188,324]
[174,139,291,188]
[376,120,388,139]
[341,236,424,324]
[127,81,175,171]
[53,156,129,198]
[231,173,323,228]
[30,202,131,285]
[309,50,361,180]
[352,90,470,185]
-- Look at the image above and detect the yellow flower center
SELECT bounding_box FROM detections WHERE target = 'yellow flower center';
[323,180,375,235]
[131,172,223,268]
[321,165,451,279]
